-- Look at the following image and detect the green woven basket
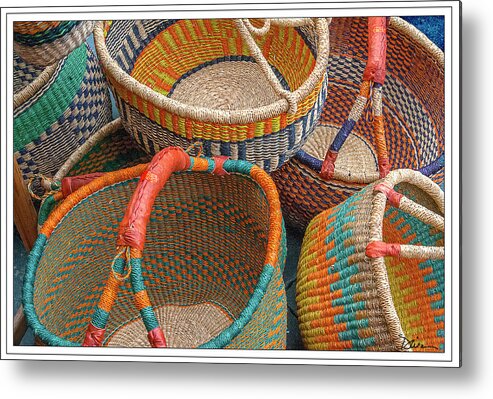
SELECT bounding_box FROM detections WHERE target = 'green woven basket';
[14,41,113,183]
[24,147,287,349]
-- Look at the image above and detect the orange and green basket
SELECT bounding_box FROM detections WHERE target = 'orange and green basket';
[93,18,330,172]
[296,169,445,352]
[23,147,287,348]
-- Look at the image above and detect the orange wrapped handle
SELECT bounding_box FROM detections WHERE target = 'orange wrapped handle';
[363,17,387,85]
[116,147,191,251]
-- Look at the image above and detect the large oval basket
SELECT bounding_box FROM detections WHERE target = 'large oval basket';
[296,169,445,352]
[24,147,287,349]
[94,18,330,172]
[14,41,113,182]
[272,17,444,231]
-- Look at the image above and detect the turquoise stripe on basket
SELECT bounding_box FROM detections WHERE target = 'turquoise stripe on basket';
[13,44,87,152]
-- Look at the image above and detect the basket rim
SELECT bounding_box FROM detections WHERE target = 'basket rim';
[13,55,64,108]
[24,154,285,348]
[93,18,330,125]
[368,169,444,351]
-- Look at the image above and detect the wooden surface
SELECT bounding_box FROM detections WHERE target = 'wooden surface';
[13,306,27,346]
[13,160,37,344]
[13,160,38,251]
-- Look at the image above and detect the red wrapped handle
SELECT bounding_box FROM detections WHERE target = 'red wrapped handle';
[363,17,387,85]
[116,147,191,251]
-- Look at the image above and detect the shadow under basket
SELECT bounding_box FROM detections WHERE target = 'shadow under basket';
[24,149,287,349]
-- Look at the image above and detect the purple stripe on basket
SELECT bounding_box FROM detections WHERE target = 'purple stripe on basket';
[330,119,357,152]
[419,154,445,176]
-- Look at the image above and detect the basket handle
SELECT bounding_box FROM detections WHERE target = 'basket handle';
[28,118,122,200]
[320,17,390,180]
[234,18,329,115]
[82,147,231,348]
[365,169,445,261]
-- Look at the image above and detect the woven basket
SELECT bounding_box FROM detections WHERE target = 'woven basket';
[34,118,151,229]
[296,169,444,352]
[13,20,95,66]
[14,41,113,182]
[93,18,330,172]
[272,17,445,231]
[24,147,287,348]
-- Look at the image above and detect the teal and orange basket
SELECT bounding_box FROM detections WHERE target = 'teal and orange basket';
[24,147,287,348]
[296,169,445,352]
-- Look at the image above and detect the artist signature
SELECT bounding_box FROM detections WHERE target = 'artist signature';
[399,334,439,351]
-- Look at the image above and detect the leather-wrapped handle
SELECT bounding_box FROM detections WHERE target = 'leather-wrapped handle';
[61,172,105,198]
[363,17,387,85]
[116,146,191,251]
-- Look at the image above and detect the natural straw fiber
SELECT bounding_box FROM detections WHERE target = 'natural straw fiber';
[13,42,112,183]
[107,304,233,348]
[296,169,444,352]
[24,148,287,349]
[272,17,445,231]
[13,20,95,66]
[94,18,330,172]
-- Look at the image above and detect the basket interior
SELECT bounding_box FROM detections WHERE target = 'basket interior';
[104,19,317,109]
[382,182,444,352]
[33,171,271,347]
[300,17,444,173]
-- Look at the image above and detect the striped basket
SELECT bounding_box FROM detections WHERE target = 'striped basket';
[93,18,330,172]
[14,41,113,183]
[34,118,151,229]
[296,169,445,352]
[13,20,95,66]
[272,17,445,231]
[24,147,287,348]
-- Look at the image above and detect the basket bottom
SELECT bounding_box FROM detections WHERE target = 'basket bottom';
[302,124,378,180]
[169,61,281,110]
[105,303,233,348]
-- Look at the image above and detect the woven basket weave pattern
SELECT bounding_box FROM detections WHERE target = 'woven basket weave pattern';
[13,20,95,66]
[272,17,444,231]
[14,42,113,181]
[296,171,444,351]
[95,18,329,172]
[25,158,287,348]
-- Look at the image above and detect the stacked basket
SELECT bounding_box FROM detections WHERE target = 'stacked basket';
[14,20,95,66]
[14,37,112,183]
